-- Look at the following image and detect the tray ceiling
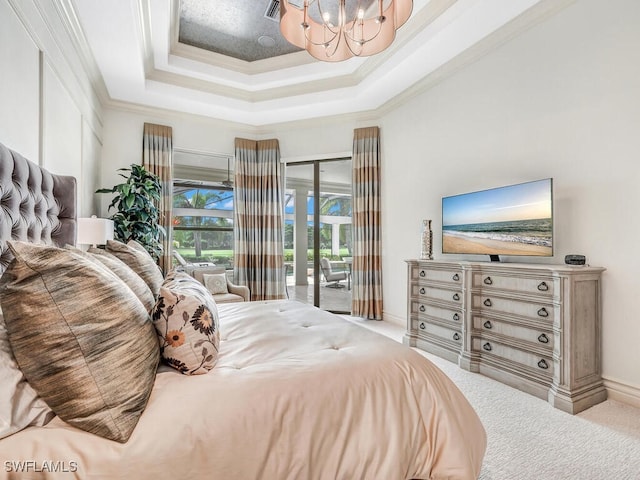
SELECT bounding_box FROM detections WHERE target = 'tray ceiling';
[70,0,562,126]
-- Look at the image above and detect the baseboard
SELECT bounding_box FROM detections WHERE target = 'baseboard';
[383,311,405,328]
[603,377,640,409]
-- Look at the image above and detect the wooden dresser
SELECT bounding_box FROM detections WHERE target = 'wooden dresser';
[404,260,607,413]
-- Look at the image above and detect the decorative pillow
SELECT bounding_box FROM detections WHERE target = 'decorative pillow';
[87,247,155,312]
[152,272,220,375]
[105,240,163,298]
[0,241,159,443]
[0,308,55,440]
[203,273,229,294]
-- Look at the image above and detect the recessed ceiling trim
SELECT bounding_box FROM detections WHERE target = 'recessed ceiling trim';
[72,0,559,126]
[170,41,315,76]
[147,65,364,103]
[151,0,456,101]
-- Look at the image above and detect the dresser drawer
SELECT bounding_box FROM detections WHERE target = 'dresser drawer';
[472,272,556,297]
[472,337,554,377]
[411,301,462,325]
[472,315,553,350]
[415,319,462,345]
[411,265,462,286]
[472,294,555,323]
[412,284,463,305]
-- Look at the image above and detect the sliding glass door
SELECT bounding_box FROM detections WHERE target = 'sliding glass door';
[285,158,352,313]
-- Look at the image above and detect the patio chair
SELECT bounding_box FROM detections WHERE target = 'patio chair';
[172,250,215,275]
[192,267,250,303]
[320,258,348,288]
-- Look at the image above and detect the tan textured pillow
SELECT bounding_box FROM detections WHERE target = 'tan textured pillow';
[203,273,229,294]
[105,240,163,297]
[87,247,155,312]
[0,309,55,439]
[152,272,220,375]
[0,241,159,443]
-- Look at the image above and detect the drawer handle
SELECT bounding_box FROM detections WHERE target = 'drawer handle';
[537,307,549,318]
[483,276,493,285]
[453,313,460,321]
[537,281,549,292]
[419,270,426,277]
[452,273,460,281]
[483,298,492,307]
[453,332,461,341]
[419,305,426,313]
[483,320,492,329]
[452,293,460,301]
[419,287,425,295]
[537,359,549,370]
[419,322,426,330]
[482,342,492,352]
[538,333,549,344]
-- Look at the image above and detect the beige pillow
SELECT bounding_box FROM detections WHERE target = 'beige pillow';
[87,247,155,312]
[105,240,163,297]
[152,273,220,375]
[0,308,55,439]
[203,273,229,294]
[0,241,159,443]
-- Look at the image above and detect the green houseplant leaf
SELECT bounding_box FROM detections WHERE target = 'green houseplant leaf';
[97,164,165,262]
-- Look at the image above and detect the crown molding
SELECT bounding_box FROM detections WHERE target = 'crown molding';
[104,96,381,136]
[170,38,314,76]
[145,66,365,103]
[104,98,258,133]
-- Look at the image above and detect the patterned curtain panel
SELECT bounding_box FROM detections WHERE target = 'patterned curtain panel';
[142,123,173,275]
[233,138,286,301]
[351,126,383,320]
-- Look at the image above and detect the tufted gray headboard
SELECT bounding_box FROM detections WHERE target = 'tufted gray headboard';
[0,142,77,274]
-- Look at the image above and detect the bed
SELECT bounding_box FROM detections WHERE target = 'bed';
[0,142,486,479]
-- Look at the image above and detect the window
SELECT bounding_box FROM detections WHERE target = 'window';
[172,181,234,268]
[283,188,352,262]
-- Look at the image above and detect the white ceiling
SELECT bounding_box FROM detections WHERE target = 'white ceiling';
[71,0,555,127]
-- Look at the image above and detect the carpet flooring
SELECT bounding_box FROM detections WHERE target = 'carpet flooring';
[347,318,640,480]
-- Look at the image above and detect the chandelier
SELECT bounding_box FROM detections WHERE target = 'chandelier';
[280,0,413,62]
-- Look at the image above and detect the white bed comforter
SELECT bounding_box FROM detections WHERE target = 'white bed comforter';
[0,300,485,479]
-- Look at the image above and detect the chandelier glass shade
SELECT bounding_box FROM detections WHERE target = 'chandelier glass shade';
[280,0,413,62]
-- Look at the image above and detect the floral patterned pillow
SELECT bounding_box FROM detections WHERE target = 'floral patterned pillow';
[152,273,220,375]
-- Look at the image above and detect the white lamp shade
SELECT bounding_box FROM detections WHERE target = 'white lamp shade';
[77,216,114,246]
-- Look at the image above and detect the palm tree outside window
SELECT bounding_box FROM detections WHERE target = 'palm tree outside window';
[172,181,234,269]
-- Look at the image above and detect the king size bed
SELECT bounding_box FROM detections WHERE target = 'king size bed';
[0,142,486,479]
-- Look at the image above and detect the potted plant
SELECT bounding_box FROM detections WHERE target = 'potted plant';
[97,164,165,261]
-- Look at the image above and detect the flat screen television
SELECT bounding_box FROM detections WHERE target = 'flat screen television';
[442,178,553,261]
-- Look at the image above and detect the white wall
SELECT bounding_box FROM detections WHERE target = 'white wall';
[380,0,640,395]
[0,0,103,216]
